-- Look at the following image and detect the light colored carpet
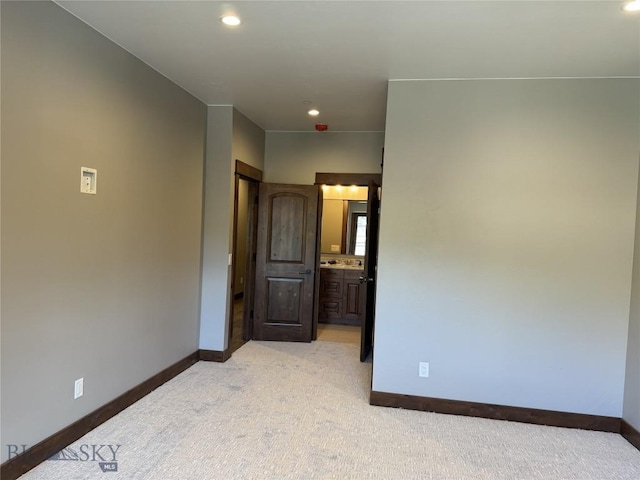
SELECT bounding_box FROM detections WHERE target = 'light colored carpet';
[19,340,640,479]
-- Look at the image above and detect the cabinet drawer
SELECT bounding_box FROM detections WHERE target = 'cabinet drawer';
[319,299,343,319]
[321,278,343,297]
[320,269,344,297]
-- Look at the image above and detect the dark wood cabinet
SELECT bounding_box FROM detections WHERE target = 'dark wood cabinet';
[319,268,362,326]
[343,272,362,321]
[320,269,343,296]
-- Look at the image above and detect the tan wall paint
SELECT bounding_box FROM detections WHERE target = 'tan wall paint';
[199,108,265,351]
[1,1,206,460]
[265,132,383,184]
[322,186,368,200]
[375,78,639,417]
[624,164,640,430]
[321,200,344,253]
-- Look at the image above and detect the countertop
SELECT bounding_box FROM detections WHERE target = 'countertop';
[320,264,364,271]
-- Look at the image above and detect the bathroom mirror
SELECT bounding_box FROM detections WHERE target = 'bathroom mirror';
[320,186,368,255]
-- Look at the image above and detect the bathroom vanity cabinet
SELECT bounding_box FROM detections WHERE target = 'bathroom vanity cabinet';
[318,267,363,326]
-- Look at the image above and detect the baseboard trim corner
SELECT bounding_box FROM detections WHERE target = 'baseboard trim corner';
[0,351,199,480]
[370,391,621,434]
[199,348,231,362]
[621,419,640,451]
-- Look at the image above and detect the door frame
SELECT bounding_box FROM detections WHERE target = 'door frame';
[315,173,382,187]
[228,160,263,352]
[314,172,382,348]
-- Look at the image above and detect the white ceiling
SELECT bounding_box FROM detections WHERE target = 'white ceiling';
[56,1,640,132]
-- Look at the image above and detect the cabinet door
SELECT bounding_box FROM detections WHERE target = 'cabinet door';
[343,272,362,322]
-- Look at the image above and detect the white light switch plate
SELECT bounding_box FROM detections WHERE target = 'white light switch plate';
[80,167,97,194]
[74,378,84,399]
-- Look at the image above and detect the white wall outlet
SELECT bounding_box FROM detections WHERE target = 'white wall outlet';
[80,167,97,194]
[74,378,84,399]
[228,253,233,266]
[419,362,430,378]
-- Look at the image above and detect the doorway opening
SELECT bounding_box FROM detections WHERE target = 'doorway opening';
[315,173,382,362]
[228,170,380,362]
[228,160,262,354]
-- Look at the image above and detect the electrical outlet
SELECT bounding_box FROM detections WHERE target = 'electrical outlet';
[419,362,429,378]
[240,276,244,285]
[74,378,84,399]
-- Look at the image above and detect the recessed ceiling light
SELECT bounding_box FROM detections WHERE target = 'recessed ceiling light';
[302,100,312,105]
[624,1,640,12]
[221,15,241,26]
[308,109,320,116]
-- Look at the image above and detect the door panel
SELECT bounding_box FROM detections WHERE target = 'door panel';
[360,181,381,361]
[322,278,343,296]
[254,183,319,342]
[266,277,303,324]
[268,194,306,262]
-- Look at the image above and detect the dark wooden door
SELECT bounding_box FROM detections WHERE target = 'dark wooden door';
[360,181,381,361]
[253,183,319,342]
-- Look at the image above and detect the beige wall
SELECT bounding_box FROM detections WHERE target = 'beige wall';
[199,107,265,350]
[265,132,384,184]
[233,110,264,297]
[233,109,266,172]
[1,1,206,461]
[375,78,639,417]
[624,164,640,430]
[321,200,344,253]
[199,106,234,351]
[323,185,368,200]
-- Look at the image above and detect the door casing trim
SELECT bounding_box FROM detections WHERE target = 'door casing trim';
[228,160,263,352]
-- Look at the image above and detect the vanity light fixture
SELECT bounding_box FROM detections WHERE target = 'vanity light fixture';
[623,0,640,11]
[308,109,320,116]
[221,15,241,26]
